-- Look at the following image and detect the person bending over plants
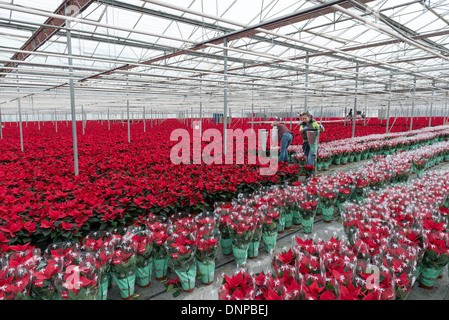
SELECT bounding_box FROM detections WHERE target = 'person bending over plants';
[299,112,325,166]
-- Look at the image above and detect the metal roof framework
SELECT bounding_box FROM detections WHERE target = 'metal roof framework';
[0,0,449,118]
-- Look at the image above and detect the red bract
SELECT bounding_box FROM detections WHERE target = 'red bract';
[218,270,255,300]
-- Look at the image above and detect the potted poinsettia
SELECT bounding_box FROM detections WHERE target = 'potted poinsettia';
[350,173,369,202]
[133,229,153,288]
[196,236,219,285]
[148,219,169,281]
[83,231,114,300]
[216,203,233,256]
[44,241,80,269]
[166,221,198,292]
[300,273,339,300]
[298,196,318,234]
[55,251,101,300]
[0,267,33,300]
[411,155,429,177]
[248,214,262,259]
[261,208,280,253]
[227,213,255,267]
[218,270,256,300]
[419,233,449,290]
[290,186,303,225]
[110,237,138,299]
[334,175,355,213]
[317,182,338,223]
[30,257,62,300]
[382,243,419,300]
[195,212,220,284]
[271,248,297,278]
[282,191,297,229]
[195,213,220,241]
[320,250,356,285]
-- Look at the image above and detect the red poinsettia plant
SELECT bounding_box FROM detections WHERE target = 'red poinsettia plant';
[218,270,256,300]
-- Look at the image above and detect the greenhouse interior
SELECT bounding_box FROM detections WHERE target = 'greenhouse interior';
[1,0,449,302]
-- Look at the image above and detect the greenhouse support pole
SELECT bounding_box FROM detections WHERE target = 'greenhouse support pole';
[151,108,153,128]
[18,98,23,152]
[429,81,435,127]
[320,86,324,123]
[410,77,416,131]
[290,103,293,130]
[67,16,79,177]
[251,81,254,131]
[344,106,347,126]
[364,102,367,126]
[223,37,228,155]
[108,108,110,130]
[16,74,24,152]
[37,109,40,130]
[304,51,309,112]
[127,74,131,143]
[82,105,85,135]
[143,106,146,132]
[443,92,449,124]
[352,64,359,138]
[386,73,393,133]
[55,108,58,133]
[0,106,2,139]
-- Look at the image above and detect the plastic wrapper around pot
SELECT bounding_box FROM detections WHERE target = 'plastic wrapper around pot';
[0,266,33,300]
[54,251,101,300]
[110,237,138,299]
[217,269,256,300]
[30,256,63,300]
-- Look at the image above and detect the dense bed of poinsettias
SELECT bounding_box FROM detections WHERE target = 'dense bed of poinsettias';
[0,120,303,247]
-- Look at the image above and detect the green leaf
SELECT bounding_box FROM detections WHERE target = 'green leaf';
[166,284,174,293]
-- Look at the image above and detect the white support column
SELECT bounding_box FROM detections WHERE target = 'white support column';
[304,51,309,112]
[143,106,146,132]
[429,80,435,127]
[352,64,359,138]
[386,73,393,133]
[223,37,229,155]
[410,77,416,131]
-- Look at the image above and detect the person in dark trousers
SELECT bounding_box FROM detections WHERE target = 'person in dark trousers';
[346,109,353,123]
[299,112,325,166]
[271,119,294,162]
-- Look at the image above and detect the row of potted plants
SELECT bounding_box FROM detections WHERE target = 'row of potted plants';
[288,125,449,170]
[218,169,449,300]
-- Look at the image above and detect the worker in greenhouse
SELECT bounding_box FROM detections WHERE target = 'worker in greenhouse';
[271,119,294,163]
[299,112,325,166]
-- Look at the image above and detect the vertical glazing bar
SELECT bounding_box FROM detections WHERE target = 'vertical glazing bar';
[251,80,254,131]
[429,81,435,127]
[143,106,146,132]
[352,64,359,138]
[0,106,2,139]
[67,16,79,175]
[410,77,416,131]
[304,51,309,112]
[126,69,130,143]
[445,92,448,124]
[223,37,228,155]
[16,73,24,152]
[386,73,393,133]
[82,105,85,135]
